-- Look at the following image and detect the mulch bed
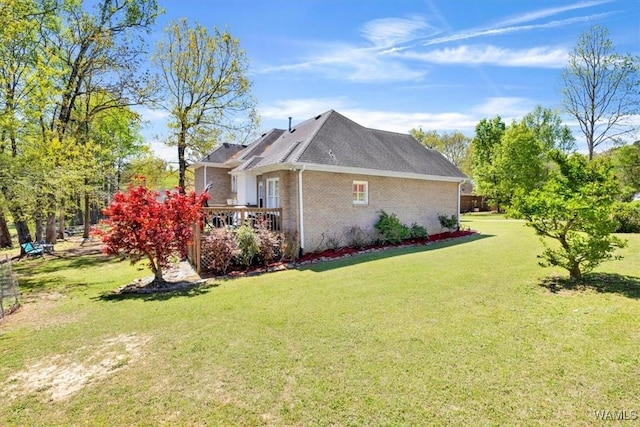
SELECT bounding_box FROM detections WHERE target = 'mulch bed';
[296,229,476,264]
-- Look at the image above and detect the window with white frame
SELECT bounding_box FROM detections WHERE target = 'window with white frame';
[266,178,280,208]
[353,180,368,205]
[231,175,238,193]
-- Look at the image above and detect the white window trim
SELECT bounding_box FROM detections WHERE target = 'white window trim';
[266,177,280,208]
[353,180,368,205]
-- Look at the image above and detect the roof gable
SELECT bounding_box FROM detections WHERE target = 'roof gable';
[196,142,246,165]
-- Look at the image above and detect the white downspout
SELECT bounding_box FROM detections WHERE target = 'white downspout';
[298,166,306,254]
[203,166,208,192]
[457,180,463,230]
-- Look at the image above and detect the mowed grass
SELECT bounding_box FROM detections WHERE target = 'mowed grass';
[1,215,639,425]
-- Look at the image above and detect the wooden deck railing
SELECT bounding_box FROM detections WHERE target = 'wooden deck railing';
[188,206,283,273]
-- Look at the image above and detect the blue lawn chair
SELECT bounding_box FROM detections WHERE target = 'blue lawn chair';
[21,242,45,259]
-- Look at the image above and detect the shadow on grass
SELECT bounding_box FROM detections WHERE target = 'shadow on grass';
[299,233,493,273]
[13,253,120,276]
[95,283,216,302]
[540,273,640,299]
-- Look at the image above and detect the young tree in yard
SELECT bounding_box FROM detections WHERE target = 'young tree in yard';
[152,19,259,191]
[511,151,626,280]
[97,183,206,283]
[561,25,640,159]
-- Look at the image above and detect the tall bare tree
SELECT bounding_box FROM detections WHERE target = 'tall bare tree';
[152,19,258,191]
[561,25,639,160]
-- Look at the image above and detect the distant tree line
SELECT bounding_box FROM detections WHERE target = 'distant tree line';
[0,0,258,249]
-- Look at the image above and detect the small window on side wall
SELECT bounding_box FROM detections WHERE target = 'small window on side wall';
[353,180,368,205]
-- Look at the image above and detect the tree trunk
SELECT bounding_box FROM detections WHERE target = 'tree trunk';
[35,216,44,242]
[44,193,57,244]
[0,212,12,248]
[569,264,582,280]
[15,220,32,245]
[57,202,66,240]
[83,190,91,239]
[46,213,57,244]
[178,125,187,193]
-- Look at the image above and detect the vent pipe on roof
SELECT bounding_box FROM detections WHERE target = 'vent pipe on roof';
[288,116,292,132]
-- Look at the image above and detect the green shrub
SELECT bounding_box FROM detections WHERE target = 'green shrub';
[613,202,640,233]
[438,214,458,232]
[236,224,260,267]
[409,223,428,239]
[202,229,239,274]
[375,210,410,244]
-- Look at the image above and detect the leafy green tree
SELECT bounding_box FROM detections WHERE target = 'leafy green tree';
[410,128,471,170]
[152,19,259,191]
[492,122,544,207]
[121,154,169,190]
[470,116,506,207]
[607,142,640,201]
[522,105,575,153]
[561,25,640,159]
[511,152,626,280]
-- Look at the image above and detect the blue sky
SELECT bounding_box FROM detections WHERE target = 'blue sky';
[139,0,640,161]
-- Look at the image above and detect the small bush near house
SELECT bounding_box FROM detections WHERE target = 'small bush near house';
[409,223,428,239]
[613,201,640,233]
[255,223,284,266]
[202,228,239,274]
[236,224,261,267]
[375,210,410,244]
[344,225,371,249]
[438,214,459,232]
[282,231,300,262]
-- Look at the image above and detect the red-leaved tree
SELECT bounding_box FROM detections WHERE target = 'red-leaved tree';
[96,183,206,282]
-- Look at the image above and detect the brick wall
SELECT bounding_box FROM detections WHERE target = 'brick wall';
[258,170,299,236]
[194,166,233,204]
[300,171,459,252]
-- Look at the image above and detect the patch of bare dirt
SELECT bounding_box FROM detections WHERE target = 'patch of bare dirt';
[1,333,151,402]
[114,260,209,295]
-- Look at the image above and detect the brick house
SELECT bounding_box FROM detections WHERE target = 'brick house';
[191,110,467,253]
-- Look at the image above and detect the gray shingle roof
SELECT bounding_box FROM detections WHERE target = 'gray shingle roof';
[197,142,246,164]
[200,110,467,180]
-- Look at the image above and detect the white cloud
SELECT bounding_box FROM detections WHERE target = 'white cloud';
[133,106,170,123]
[258,42,426,83]
[258,96,538,136]
[472,97,535,121]
[360,16,433,48]
[259,98,351,123]
[497,0,613,27]
[423,13,614,46]
[400,45,569,68]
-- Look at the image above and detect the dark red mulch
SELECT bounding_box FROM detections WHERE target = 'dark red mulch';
[296,229,476,263]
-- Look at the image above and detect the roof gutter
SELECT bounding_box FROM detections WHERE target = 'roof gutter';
[244,162,467,183]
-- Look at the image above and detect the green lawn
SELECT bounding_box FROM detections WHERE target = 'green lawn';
[1,216,639,425]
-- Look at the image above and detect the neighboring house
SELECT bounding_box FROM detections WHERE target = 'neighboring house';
[191,110,468,253]
[459,181,491,213]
